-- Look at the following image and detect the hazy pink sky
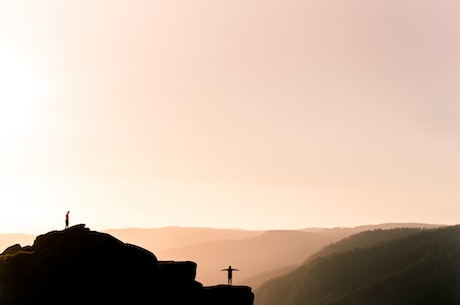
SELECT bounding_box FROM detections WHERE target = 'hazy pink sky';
[0,0,459,234]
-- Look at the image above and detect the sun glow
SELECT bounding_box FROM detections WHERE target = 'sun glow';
[0,44,44,138]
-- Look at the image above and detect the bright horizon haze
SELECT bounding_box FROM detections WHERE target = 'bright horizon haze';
[0,0,459,234]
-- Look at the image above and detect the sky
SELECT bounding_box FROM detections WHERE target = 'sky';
[0,0,459,234]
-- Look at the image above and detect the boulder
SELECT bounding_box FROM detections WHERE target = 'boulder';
[203,285,255,305]
[159,260,198,282]
[1,244,22,256]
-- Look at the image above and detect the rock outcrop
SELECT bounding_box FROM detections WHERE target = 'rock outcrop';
[0,224,254,305]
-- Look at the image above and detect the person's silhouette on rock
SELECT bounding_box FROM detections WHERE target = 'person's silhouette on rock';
[221,265,238,285]
[65,211,70,229]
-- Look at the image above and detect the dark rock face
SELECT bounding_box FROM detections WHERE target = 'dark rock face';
[0,243,22,255]
[0,224,253,305]
[203,285,255,305]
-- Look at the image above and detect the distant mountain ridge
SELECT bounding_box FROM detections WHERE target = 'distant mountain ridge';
[104,226,262,253]
[255,225,460,305]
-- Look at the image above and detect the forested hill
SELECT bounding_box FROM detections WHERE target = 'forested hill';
[255,225,460,305]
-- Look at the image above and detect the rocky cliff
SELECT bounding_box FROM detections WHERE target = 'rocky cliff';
[0,224,254,305]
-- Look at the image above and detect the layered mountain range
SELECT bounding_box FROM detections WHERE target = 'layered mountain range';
[0,223,440,289]
[105,223,441,287]
[0,223,456,304]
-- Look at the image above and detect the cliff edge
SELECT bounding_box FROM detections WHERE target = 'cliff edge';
[0,224,254,305]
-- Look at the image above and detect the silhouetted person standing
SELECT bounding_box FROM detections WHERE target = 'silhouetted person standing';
[65,211,69,229]
[221,265,238,285]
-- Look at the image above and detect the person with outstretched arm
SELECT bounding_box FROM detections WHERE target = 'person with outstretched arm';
[221,265,239,285]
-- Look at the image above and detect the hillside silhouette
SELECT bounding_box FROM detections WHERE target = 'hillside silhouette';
[0,224,254,305]
[255,226,460,305]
